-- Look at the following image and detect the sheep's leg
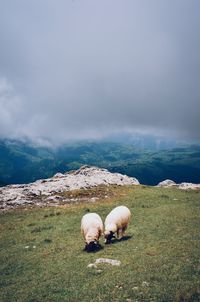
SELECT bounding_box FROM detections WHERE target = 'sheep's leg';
[117,229,123,239]
[121,225,127,237]
[116,229,120,239]
[98,229,102,238]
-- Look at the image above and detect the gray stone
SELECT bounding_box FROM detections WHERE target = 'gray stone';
[156,179,177,187]
[95,258,121,266]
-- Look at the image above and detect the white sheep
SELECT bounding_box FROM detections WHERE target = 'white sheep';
[104,205,131,243]
[81,213,103,251]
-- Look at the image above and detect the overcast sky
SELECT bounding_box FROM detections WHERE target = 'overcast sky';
[0,0,200,144]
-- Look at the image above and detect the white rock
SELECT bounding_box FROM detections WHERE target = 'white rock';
[142,281,149,287]
[87,263,97,268]
[53,173,64,178]
[0,166,139,210]
[156,179,177,187]
[157,179,200,190]
[178,182,200,190]
[95,258,121,266]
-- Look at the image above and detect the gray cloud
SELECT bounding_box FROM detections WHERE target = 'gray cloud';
[0,0,200,144]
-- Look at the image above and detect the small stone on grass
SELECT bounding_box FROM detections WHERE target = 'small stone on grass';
[142,281,149,287]
[87,263,97,269]
[95,258,121,266]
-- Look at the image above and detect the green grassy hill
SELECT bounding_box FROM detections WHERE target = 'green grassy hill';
[0,186,199,301]
[0,140,56,185]
[1,139,200,186]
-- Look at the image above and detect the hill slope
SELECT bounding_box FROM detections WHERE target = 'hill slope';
[0,185,199,301]
[1,139,200,186]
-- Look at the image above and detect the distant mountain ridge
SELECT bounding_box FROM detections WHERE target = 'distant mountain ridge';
[0,138,200,186]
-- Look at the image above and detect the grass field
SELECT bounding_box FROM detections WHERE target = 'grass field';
[0,186,200,302]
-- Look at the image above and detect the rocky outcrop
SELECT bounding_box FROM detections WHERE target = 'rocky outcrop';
[178,182,200,190]
[157,179,200,190]
[0,166,139,210]
[157,179,177,187]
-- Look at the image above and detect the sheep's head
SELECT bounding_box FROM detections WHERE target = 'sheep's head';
[104,230,115,244]
[85,240,99,252]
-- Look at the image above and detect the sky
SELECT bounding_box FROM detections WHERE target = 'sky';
[0,0,200,145]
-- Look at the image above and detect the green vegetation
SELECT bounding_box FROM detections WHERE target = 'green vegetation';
[0,186,200,301]
[1,139,200,186]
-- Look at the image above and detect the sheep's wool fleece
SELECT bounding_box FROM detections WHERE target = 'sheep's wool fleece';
[81,213,103,242]
[105,206,131,232]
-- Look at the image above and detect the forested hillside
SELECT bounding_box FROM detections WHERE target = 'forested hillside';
[0,139,200,186]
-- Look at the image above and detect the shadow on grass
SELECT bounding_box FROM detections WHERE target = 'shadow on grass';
[43,238,52,244]
[119,235,133,241]
[106,235,133,245]
[83,244,104,253]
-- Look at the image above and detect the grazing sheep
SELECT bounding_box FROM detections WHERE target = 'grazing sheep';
[104,206,131,243]
[81,213,103,252]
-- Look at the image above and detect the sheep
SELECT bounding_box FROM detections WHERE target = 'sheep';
[104,205,131,243]
[81,213,103,252]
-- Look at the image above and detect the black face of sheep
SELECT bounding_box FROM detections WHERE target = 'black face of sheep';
[85,240,99,252]
[105,231,115,244]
